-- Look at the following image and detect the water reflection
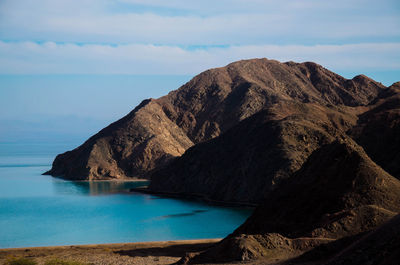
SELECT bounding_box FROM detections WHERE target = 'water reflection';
[52,179,149,196]
[161,209,208,218]
[142,209,209,223]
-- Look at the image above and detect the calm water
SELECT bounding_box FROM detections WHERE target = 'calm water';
[0,142,252,248]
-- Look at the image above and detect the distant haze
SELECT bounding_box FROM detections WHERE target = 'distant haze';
[0,75,191,143]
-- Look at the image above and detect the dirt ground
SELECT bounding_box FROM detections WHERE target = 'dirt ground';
[0,239,222,265]
[0,238,307,265]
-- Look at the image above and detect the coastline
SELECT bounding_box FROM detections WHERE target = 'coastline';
[130,187,258,207]
[47,175,150,182]
[0,239,221,265]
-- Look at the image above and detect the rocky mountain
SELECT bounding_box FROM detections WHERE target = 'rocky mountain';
[325,214,400,265]
[44,99,194,180]
[45,58,384,180]
[351,82,400,180]
[43,58,400,264]
[184,139,400,264]
[148,102,355,203]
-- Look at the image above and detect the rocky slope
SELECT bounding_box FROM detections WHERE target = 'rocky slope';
[44,99,194,180]
[43,58,400,264]
[351,82,400,180]
[185,139,400,264]
[148,102,355,203]
[45,58,384,180]
[325,214,400,265]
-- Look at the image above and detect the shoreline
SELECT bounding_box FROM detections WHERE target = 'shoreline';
[50,176,150,182]
[0,239,222,265]
[0,238,222,251]
[131,187,258,207]
[43,175,256,207]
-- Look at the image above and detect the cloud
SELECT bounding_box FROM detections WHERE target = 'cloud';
[0,0,399,45]
[1,41,399,75]
[0,0,398,78]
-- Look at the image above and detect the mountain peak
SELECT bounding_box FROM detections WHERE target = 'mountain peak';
[45,58,386,180]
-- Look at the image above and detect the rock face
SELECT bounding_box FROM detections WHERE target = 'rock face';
[187,139,400,264]
[45,58,384,180]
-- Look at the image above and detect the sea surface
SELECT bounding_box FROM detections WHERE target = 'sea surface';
[0,142,252,248]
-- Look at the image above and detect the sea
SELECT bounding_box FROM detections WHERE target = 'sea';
[0,142,252,248]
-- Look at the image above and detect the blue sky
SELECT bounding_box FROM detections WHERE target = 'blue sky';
[0,0,399,142]
[0,0,399,76]
[0,75,190,143]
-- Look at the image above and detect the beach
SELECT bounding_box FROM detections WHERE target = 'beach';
[0,239,221,265]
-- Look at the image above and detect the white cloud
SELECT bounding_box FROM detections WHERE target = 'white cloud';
[116,0,392,15]
[0,41,399,75]
[0,0,398,45]
[0,1,398,78]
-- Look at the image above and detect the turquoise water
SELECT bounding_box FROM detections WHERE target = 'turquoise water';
[0,143,252,248]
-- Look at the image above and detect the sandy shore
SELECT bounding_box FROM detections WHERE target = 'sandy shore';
[0,239,222,265]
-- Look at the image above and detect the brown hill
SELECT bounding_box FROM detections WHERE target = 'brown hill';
[324,214,400,265]
[351,82,400,180]
[44,58,384,180]
[44,99,194,180]
[148,101,355,204]
[186,139,400,263]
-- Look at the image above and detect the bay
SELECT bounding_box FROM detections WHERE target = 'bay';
[0,143,252,248]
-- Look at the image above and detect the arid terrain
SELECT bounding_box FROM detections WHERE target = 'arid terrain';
[42,59,400,264]
[45,58,384,182]
[0,239,220,265]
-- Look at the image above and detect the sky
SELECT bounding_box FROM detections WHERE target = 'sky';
[0,0,399,143]
[0,75,190,143]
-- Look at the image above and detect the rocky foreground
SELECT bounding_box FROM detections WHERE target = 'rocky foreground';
[184,139,400,264]
[0,239,221,265]
[44,58,400,264]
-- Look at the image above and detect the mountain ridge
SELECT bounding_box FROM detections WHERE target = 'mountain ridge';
[148,102,355,203]
[183,138,400,264]
[44,58,385,181]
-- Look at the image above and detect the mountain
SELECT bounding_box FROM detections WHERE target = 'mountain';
[44,99,194,180]
[351,82,400,180]
[43,58,400,264]
[148,102,354,203]
[325,214,400,265]
[185,139,400,264]
[44,58,384,180]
